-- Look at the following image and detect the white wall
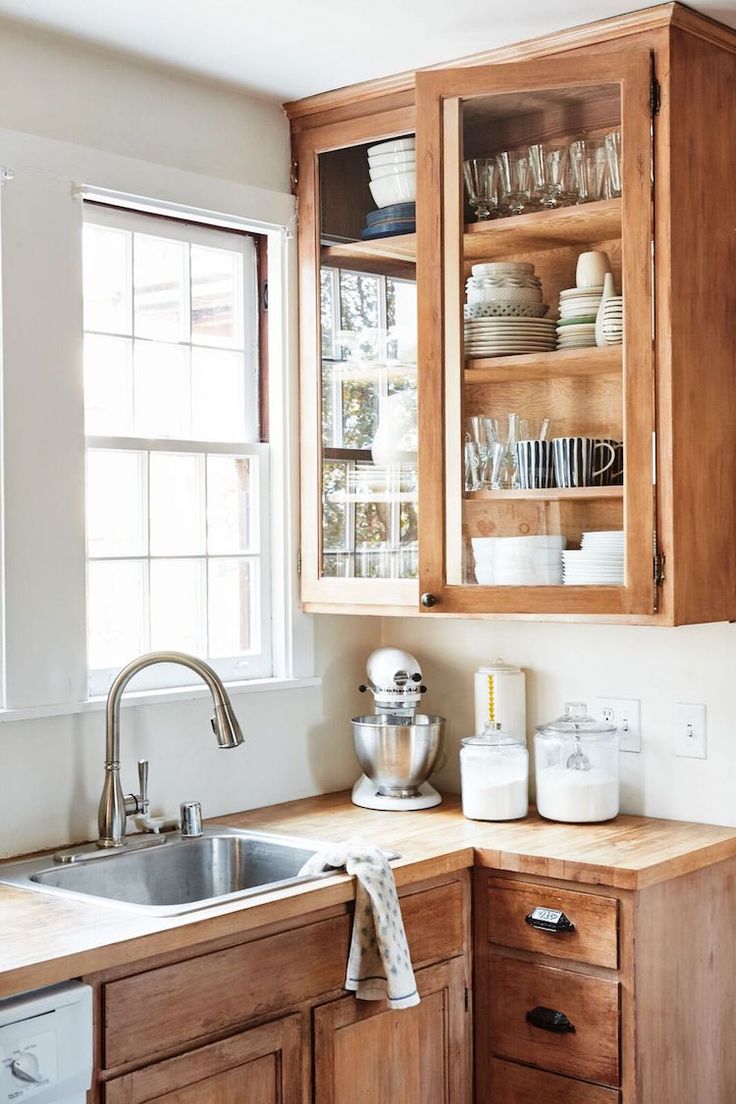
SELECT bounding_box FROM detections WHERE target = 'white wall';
[0,19,374,859]
[384,617,736,827]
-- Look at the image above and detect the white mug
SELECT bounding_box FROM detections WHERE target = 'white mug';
[576,250,612,289]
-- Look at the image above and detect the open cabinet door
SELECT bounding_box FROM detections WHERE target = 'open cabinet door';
[416,50,656,617]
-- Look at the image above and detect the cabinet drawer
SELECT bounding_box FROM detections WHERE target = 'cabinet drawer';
[488,955,620,1086]
[488,1057,620,1103]
[103,879,465,1069]
[487,878,618,969]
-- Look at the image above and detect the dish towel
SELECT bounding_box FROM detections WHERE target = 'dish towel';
[299,837,419,1010]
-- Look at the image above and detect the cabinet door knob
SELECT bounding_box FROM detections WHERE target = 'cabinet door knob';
[526,1006,576,1034]
[421,592,439,608]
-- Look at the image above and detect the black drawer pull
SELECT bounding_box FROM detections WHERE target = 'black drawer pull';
[526,1006,576,1034]
[525,906,576,934]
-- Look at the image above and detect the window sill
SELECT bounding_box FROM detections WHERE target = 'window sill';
[0,676,322,723]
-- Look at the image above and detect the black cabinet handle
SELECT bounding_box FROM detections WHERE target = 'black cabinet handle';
[526,1006,576,1034]
[525,906,576,934]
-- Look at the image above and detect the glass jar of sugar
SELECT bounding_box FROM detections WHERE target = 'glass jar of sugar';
[534,702,619,823]
[460,723,529,821]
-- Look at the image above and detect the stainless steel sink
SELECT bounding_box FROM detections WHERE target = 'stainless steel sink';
[0,828,342,916]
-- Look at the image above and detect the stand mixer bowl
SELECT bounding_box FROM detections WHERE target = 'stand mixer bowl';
[352,714,445,798]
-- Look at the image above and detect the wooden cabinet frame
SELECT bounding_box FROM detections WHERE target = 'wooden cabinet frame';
[416,51,656,617]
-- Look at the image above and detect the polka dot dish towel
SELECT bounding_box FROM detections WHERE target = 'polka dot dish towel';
[299,837,419,1009]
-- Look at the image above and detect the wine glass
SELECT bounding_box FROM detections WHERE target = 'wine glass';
[569,139,609,203]
[463,158,498,220]
[529,143,573,208]
[496,151,533,215]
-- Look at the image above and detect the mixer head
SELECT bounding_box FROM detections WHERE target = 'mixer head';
[359,646,427,716]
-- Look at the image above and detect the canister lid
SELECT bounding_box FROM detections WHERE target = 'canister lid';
[462,721,525,748]
[536,701,617,738]
[475,658,522,675]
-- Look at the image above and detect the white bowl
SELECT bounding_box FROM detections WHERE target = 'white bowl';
[471,262,535,277]
[369,160,418,180]
[367,137,415,157]
[370,172,416,208]
[368,150,416,169]
[465,302,550,319]
[473,535,566,551]
[467,285,542,305]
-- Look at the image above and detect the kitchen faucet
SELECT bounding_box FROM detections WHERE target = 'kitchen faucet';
[97,651,244,849]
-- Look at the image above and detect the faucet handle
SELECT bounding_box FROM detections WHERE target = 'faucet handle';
[137,759,149,815]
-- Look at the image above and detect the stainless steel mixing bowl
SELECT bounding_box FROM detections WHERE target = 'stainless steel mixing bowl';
[351,714,445,798]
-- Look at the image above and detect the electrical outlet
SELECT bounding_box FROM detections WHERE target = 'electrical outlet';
[594,697,642,752]
[674,702,707,759]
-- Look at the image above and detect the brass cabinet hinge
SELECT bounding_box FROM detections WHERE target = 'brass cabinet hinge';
[653,533,665,612]
[297,550,302,577]
[650,76,661,117]
[654,549,665,587]
[290,159,299,193]
[464,987,470,1012]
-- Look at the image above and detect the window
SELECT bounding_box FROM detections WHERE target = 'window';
[319,268,418,579]
[82,205,270,694]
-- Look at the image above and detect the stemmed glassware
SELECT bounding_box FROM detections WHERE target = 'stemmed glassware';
[604,130,622,198]
[463,158,498,220]
[496,151,533,215]
[529,143,573,208]
[569,138,610,203]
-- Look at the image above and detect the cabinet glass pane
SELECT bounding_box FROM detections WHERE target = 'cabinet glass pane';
[450,84,625,589]
[318,137,417,582]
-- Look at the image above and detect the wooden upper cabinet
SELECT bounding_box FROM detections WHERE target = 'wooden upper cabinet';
[415,50,656,618]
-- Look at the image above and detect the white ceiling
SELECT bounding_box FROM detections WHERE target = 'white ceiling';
[0,0,734,101]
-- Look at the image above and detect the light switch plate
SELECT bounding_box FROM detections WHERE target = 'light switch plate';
[674,702,707,759]
[594,697,642,753]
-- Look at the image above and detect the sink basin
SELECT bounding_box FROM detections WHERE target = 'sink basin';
[0,828,342,916]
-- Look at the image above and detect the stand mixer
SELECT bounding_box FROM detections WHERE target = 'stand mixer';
[351,647,445,811]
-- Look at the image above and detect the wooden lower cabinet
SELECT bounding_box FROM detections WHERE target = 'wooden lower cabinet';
[489,1058,620,1103]
[314,958,470,1104]
[104,1015,304,1104]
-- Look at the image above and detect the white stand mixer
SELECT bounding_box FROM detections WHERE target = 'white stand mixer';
[351,647,445,811]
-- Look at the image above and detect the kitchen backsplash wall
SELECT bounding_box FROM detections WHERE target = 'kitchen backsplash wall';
[383,617,736,827]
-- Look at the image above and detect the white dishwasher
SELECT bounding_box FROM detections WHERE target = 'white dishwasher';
[0,981,92,1104]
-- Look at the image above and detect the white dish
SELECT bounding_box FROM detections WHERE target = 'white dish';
[367,137,415,157]
[369,172,416,208]
[471,261,535,276]
[369,159,417,180]
[467,286,543,306]
[560,285,604,297]
[465,302,550,319]
[368,152,415,171]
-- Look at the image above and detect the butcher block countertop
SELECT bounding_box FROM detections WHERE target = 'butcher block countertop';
[2,790,736,999]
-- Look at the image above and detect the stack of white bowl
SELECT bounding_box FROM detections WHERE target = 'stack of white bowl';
[556,285,603,348]
[465,262,554,357]
[562,530,624,585]
[368,138,416,209]
[471,535,565,586]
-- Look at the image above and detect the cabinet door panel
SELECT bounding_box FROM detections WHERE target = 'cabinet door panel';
[314,958,469,1104]
[104,1015,304,1104]
[416,50,656,618]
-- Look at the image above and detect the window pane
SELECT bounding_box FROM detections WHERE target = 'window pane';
[83,224,132,335]
[86,449,147,557]
[87,559,147,669]
[322,462,347,552]
[191,348,246,442]
[134,340,190,439]
[191,244,243,348]
[320,269,336,359]
[207,455,256,554]
[84,334,134,436]
[386,279,417,362]
[342,379,378,450]
[150,558,206,654]
[149,452,206,556]
[134,233,188,342]
[208,558,256,656]
[339,272,379,360]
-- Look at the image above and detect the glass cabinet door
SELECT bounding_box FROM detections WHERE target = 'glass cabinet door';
[416,51,656,616]
[296,112,419,608]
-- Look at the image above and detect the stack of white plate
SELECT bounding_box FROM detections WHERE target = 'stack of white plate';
[465,317,557,357]
[472,535,565,586]
[562,530,624,585]
[368,138,416,208]
[557,285,604,349]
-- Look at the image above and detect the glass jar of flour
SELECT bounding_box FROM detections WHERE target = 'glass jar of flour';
[534,702,619,823]
[460,723,529,821]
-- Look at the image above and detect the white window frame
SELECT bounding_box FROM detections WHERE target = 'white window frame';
[82,203,272,695]
[0,130,313,716]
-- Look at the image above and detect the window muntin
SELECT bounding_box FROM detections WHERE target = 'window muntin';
[82,205,269,694]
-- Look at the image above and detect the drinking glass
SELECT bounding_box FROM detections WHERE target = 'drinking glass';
[463,158,498,220]
[569,139,609,203]
[605,130,622,198]
[496,151,532,215]
[529,143,573,208]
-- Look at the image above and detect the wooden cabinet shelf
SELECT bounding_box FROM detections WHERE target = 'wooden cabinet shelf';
[321,235,416,277]
[464,198,622,259]
[465,486,623,502]
[464,345,621,384]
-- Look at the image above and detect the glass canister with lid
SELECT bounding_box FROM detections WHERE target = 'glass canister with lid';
[534,701,619,823]
[460,722,529,821]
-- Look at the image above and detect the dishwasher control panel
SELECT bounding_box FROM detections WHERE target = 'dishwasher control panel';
[0,982,92,1104]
